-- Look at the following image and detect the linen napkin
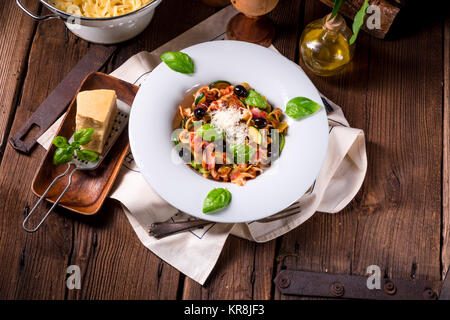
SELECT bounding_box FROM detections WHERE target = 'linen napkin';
[37,6,367,285]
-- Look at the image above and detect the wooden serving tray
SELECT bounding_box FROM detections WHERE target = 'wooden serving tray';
[31,72,138,215]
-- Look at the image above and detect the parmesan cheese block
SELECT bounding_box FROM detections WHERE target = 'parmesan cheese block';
[76,89,117,154]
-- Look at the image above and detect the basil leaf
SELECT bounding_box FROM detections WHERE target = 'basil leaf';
[160,51,195,74]
[196,123,223,142]
[76,149,99,162]
[285,97,321,120]
[329,0,345,21]
[245,90,267,109]
[52,136,69,148]
[279,133,285,154]
[229,144,255,164]
[202,188,232,214]
[53,147,74,165]
[74,128,94,145]
[71,141,80,150]
[349,0,369,45]
[190,160,202,170]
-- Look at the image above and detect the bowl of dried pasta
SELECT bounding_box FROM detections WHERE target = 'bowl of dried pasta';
[16,0,162,44]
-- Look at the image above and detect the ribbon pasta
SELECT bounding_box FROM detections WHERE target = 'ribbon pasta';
[49,0,154,18]
[174,82,289,186]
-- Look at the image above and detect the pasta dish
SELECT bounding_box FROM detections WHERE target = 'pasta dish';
[172,81,288,186]
[49,0,154,18]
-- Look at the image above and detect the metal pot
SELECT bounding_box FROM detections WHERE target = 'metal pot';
[16,0,163,44]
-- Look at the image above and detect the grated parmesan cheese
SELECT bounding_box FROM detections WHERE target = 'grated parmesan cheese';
[211,108,248,145]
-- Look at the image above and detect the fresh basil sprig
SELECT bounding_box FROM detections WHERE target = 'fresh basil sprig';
[285,97,321,120]
[349,0,369,45]
[52,128,99,165]
[245,89,267,109]
[203,188,232,214]
[329,0,369,45]
[329,0,344,21]
[160,51,195,74]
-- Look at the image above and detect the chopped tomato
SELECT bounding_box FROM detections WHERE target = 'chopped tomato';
[202,143,215,170]
[251,108,267,119]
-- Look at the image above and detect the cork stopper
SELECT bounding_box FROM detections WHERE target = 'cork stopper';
[324,13,345,31]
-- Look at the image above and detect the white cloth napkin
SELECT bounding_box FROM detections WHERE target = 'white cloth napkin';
[36,7,367,285]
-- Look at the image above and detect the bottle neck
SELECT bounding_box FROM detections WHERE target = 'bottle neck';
[323,13,345,31]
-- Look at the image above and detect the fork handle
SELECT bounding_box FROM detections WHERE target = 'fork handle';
[149,219,212,239]
[23,164,77,233]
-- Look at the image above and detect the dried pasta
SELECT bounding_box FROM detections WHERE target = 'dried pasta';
[49,0,154,18]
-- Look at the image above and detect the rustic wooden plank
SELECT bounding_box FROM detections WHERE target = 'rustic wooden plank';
[274,0,367,300]
[66,201,182,299]
[0,0,39,154]
[319,0,401,39]
[182,0,303,299]
[0,0,218,299]
[275,0,443,300]
[0,16,88,299]
[442,15,450,279]
[66,0,218,299]
[106,0,218,71]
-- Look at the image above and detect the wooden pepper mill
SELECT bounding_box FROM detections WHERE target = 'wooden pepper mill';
[226,0,279,47]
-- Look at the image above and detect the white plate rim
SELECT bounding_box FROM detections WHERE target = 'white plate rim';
[129,40,329,223]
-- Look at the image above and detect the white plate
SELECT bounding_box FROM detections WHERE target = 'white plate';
[129,40,328,223]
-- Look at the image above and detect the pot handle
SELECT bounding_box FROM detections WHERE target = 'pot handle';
[16,0,59,21]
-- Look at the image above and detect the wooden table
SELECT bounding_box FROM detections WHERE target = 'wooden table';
[0,0,449,299]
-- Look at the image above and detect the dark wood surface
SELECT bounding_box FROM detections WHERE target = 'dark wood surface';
[0,0,448,299]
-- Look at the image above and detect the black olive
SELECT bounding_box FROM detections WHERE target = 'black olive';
[254,117,267,129]
[178,148,184,157]
[234,85,249,98]
[194,107,206,119]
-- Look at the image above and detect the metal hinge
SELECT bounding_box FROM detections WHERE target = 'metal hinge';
[274,268,450,300]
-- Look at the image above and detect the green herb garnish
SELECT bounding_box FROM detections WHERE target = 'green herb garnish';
[203,188,232,214]
[329,0,344,21]
[229,144,256,164]
[76,149,99,162]
[245,89,267,109]
[285,97,321,120]
[190,160,202,170]
[52,128,99,165]
[279,133,285,154]
[196,123,223,142]
[199,168,210,174]
[160,51,195,74]
[349,0,369,45]
[329,0,370,45]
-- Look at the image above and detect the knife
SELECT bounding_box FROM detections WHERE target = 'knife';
[9,44,117,153]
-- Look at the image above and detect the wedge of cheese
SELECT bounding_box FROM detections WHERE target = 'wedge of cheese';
[76,89,117,154]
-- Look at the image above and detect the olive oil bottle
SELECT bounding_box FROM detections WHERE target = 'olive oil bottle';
[299,13,354,76]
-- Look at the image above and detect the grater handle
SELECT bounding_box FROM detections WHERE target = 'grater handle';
[23,163,78,232]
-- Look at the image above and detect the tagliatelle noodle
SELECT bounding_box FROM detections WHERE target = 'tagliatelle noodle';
[49,0,154,18]
[174,82,289,186]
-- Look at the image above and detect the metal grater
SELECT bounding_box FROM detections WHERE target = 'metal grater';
[23,99,131,232]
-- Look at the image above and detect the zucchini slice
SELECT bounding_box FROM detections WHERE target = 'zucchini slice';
[209,80,231,90]
[248,126,262,144]
[194,92,205,106]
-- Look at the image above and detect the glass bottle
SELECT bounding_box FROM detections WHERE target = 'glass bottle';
[299,13,354,76]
